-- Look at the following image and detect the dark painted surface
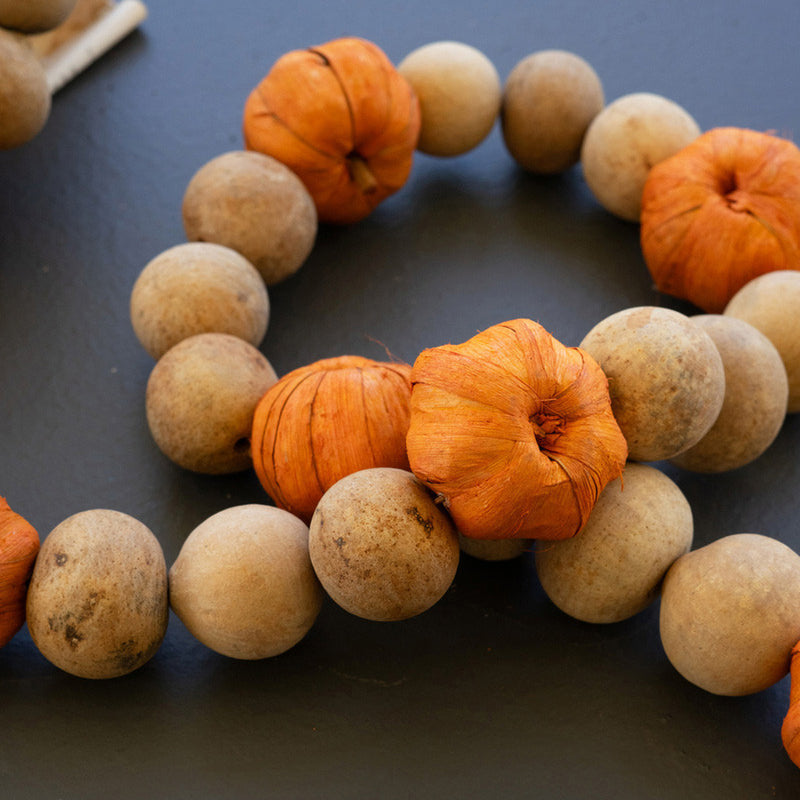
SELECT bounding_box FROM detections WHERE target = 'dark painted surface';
[2,2,800,797]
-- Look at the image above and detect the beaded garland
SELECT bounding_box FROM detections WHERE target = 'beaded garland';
[1,28,800,784]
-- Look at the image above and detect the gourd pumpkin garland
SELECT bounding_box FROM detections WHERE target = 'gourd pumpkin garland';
[6,30,800,782]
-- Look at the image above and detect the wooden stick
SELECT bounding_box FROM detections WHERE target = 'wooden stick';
[33,0,149,94]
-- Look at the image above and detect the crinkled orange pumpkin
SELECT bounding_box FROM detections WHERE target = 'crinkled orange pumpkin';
[640,127,800,313]
[0,497,40,649]
[783,640,800,769]
[243,36,421,225]
[406,319,628,540]
[250,355,413,522]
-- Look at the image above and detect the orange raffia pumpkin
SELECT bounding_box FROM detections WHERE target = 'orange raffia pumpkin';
[243,36,421,225]
[783,639,800,768]
[406,319,628,541]
[250,355,413,522]
[0,497,40,649]
[640,127,800,313]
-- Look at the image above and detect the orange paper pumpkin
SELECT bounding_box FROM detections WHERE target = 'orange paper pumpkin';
[640,127,800,313]
[781,642,800,767]
[250,355,413,522]
[406,319,628,540]
[0,497,40,649]
[783,640,800,768]
[243,37,421,225]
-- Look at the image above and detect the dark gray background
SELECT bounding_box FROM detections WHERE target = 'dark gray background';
[2,1,800,797]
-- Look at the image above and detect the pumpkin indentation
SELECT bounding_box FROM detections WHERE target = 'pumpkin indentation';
[718,170,738,197]
[530,409,567,451]
[724,188,750,213]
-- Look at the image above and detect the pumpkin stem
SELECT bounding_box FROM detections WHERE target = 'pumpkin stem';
[347,154,379,194]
